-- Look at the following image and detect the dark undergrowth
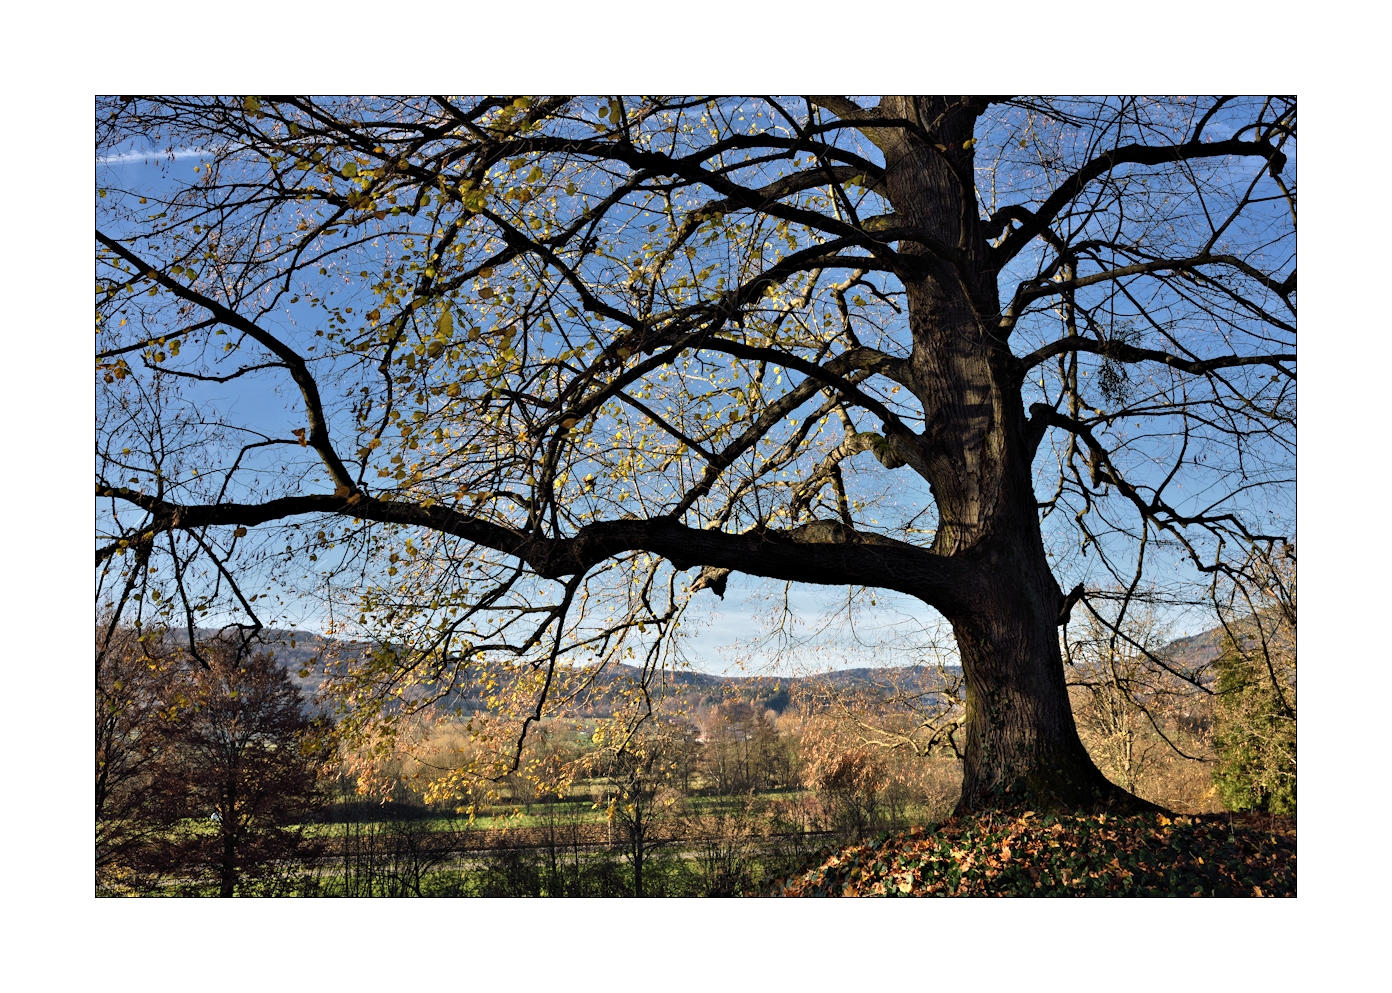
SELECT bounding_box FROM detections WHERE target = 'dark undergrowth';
[771,811,1295,897]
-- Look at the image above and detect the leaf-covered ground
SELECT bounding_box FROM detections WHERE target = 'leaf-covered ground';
[772,812,1295,897]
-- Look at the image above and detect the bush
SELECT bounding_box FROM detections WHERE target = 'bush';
[1209,546,1296,816]
[1211,642,1296,815]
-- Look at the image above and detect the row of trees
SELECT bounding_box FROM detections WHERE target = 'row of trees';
[97,616,958,896]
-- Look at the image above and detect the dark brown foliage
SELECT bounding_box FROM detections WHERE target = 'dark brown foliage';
[96,623,181,884]
[99,637,330,896]
[154,643,329,895]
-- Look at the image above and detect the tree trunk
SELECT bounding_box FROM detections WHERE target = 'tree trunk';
[941,531,1153,814]
[874,97,1157,816]
[219,824,237,897]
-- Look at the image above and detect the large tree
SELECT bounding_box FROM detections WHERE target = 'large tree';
[95,96,1295,814]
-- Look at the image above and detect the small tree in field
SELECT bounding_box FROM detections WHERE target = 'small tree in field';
[154,643,329,896]
[593,725,682,896]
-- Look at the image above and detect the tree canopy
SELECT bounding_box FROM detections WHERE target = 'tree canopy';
[96,96,1295,813]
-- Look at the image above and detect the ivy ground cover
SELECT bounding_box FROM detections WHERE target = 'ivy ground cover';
[773,811,1295,897]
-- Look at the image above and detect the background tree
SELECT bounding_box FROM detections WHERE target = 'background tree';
[1064,602,1191,796]
[96,95,1295,815]
[151,642,329,896]
[96,622,180,890]
[700,701,787,794]
[592,724,682,896]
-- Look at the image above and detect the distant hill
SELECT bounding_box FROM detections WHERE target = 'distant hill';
[184,621,1232,718]
[208,628,961,718]
[163,627,357,704]
[1164,626,1227,673]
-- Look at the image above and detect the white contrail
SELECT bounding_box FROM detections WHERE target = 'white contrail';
[98,146,211,164]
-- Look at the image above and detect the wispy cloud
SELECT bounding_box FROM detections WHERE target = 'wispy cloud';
[98,146,211,164]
